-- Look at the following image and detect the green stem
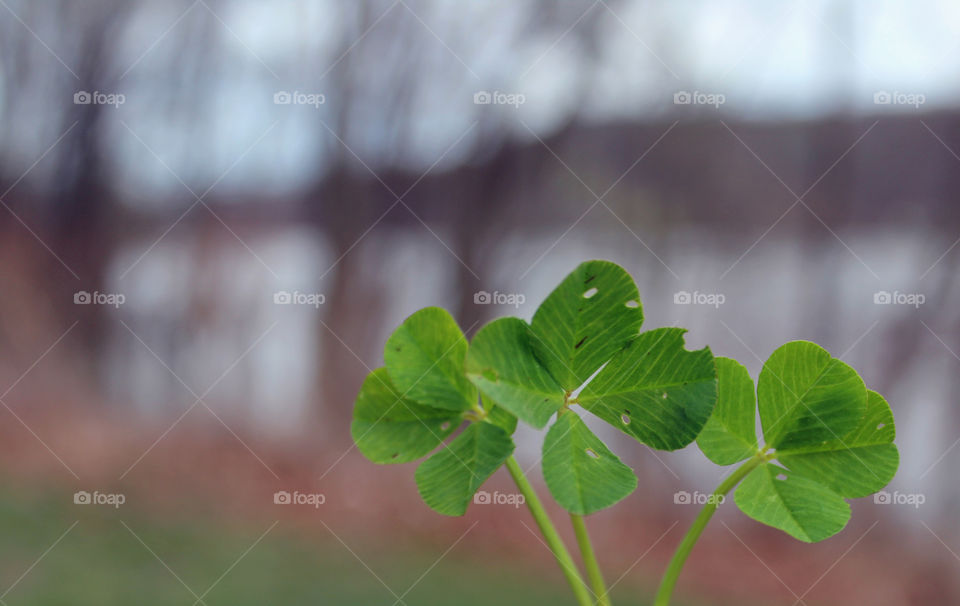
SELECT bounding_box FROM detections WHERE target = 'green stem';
[505,456,594,606]
[653,454,766,606]
[570,513,612,606]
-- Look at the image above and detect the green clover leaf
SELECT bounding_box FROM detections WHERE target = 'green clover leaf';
[530,260,643,391]
[351,368,462,464]
[734,464,850,543]
[482,393,519,435]
[758,340,866,450]
[465,317,565,428]
[385,307,476,412]
[697,342,899,542]
[415,422,515,516]
[777,390,899,498]
[696,357,758,465]
[579,328,717,451]
[542,411,637,515]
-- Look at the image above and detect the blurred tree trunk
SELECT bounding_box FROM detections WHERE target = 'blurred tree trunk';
[47,2,130,373]
[309,166,392,441]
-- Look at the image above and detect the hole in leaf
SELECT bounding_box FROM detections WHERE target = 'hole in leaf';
[776,473,787,481]
[583,287,599,299]
[440,422,451,431]
[620,413,630,425]
[625,300,639,308]
[574,336,588,349]
[481,369,498,382]
[877,423,886,430]
[585,448,599,459]
[662,392,668,399]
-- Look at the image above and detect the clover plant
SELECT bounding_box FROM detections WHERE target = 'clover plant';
[351,260,899,606]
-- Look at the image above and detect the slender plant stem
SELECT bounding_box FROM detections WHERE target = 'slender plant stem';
[653,454,766,606]
[570,513,612,606]
[505,456,594,606]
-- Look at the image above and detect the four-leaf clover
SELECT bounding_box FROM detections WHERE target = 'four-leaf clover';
[467,261,717,515]
[698,344,899,542]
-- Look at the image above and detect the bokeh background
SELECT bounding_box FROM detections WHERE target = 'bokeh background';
[0,1,958,604]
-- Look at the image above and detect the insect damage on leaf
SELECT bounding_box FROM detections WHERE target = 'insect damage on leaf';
[579,328,717,451]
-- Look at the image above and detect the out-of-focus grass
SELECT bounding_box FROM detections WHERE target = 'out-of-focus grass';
[0,488,678,605]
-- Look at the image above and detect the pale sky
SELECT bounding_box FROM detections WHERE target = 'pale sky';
[5,0,960,196]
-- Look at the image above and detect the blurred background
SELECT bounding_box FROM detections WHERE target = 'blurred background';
[0,0,958,604]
